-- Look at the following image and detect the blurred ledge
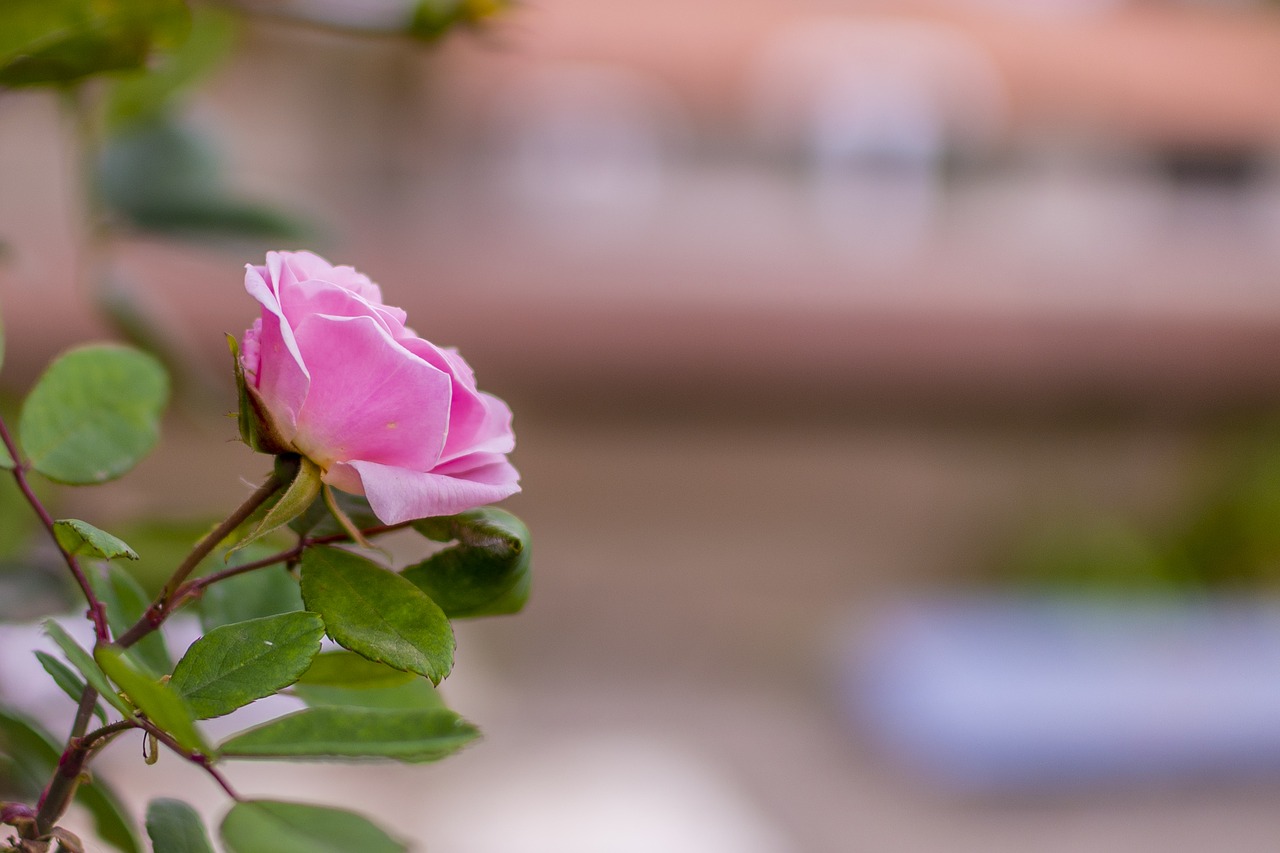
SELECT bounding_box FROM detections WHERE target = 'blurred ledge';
[5,243,1280,428]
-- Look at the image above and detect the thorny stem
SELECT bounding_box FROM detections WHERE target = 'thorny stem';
[115,470,287,649]
[133,718,241,801]
[168,521,409,609]
[0,416,109,642]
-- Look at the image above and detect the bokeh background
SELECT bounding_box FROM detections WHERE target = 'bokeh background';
[7,0,1280,850]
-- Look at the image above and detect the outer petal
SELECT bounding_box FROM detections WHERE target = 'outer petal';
[397,338,515,462]
[279,250,385,303]
[291,314,452,471]
[243,263,308,439]
[279,278,407,337]
[335,457,521,525]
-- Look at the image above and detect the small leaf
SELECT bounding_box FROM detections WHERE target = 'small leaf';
[43,620,133,718]
[95,645,207,755]
[34,651,106,725]
[0,706,141,852]
[146,798,215,853]
[220,800,406,853]
[230,458,321,556]
[18,344,168,485]
[170,612,324,719]
[198,563,303,633]
[300,547,454,684]
[54,519,139,561]
[90,562,171,675]
[220,706,477,763]
[404,507,531,618]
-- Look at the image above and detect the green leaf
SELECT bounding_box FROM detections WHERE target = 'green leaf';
[34,650,107,725]
[98,116,311,243]
[220,800,406,853]
[43,620,133,718]
[18,344,168,485]
[95,645,207,754]
[90,561,171,675]
[296,651,416,689]
[404,507,531,618]
[292,679,444,712]
[0,706,141,852]
[293,653,442,711]
[220,706,477,763]
[54,518,138,560]
[146,798,215,853]
[197,564,303,633]
[409,0,506,41]
[0,0,189,87]
[300,547,454,684]
[170,612,324,720]
[105,6,236,130]
[230,458,321,556]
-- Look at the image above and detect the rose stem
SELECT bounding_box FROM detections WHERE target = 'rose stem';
[115,469,288,649]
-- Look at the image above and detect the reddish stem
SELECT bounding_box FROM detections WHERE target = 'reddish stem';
[0,416,109,642]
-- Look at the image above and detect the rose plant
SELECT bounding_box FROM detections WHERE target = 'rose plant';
[0,254,531,852]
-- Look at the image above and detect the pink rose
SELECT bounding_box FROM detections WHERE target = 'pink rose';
[240,250,519,524]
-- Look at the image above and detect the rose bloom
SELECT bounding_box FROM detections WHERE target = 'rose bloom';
[240,251,519,524]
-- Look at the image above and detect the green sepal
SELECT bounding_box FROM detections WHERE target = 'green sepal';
[94,645,208,755]
[404,507,531,618]
[0,706,141,852]
[33,650,107,725]
[53,519,139,561]
[170,612,324,719]
[219,706,478,763]
[42,620,133,718]
[220,800,406,853]
[300,547,454,685]
[18,344,168,485]
[90,562,171,675]
[146,798,216,853]
[229,457,320,557]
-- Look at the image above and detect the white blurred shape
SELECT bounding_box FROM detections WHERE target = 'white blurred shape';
[753,19,1007,266]
[490,64,678,240]
[428,733,794,853]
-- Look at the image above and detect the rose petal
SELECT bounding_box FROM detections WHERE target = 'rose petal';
[291,313,451,471]
[397,338,515,462]
[335,457,521,525]
[244,263,309,438]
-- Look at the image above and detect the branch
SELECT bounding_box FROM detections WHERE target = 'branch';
[115,470,287,649]
[0,416,110,642]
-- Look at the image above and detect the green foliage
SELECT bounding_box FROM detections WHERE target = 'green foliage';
[198,563,304,633]
[105,6,236,131]
[97,114,311,242]
[0,707,141,852]
[409,0,506,40]
[289,490,380,538]
[53,519,139,561]
[220,801,406,853]
[146,798,215,853]
[95,645,207,754]
[300,547,454,685]
[43,620,133,717]
[91,562,172,675]
[292,652,443,711]
[220,706,478,763]
[18,344,168,485]
[406,507,531,617]
[34,650,106,725]
[170,613,324,720]
[0,0,189,87]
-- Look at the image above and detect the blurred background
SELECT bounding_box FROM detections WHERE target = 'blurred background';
[8,0,1280,850]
